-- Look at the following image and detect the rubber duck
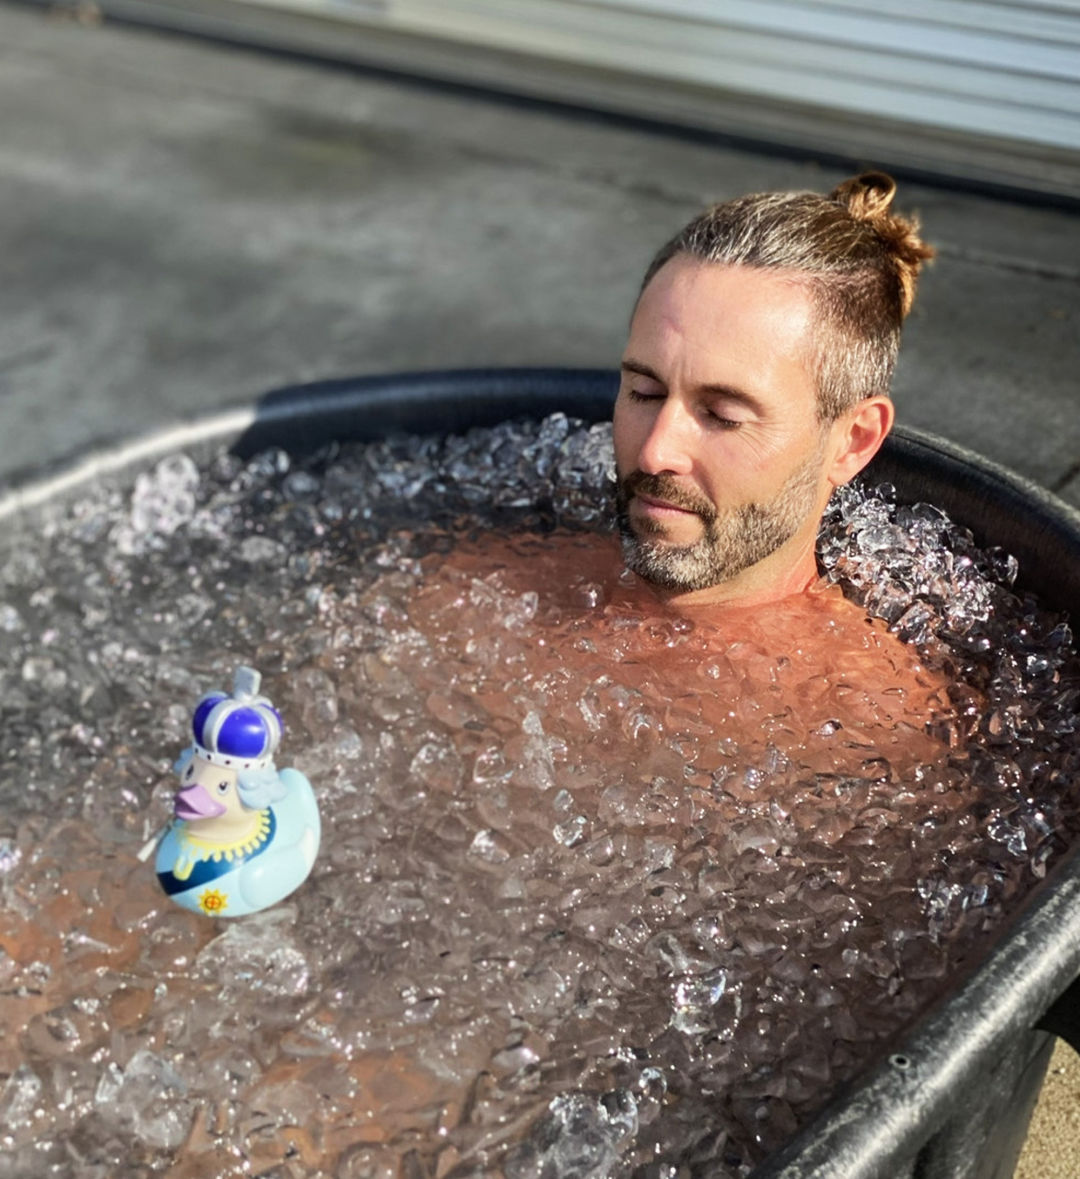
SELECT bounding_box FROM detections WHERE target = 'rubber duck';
[151,666,320,917]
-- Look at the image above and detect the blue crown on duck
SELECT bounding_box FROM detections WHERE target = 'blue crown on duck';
[191,666,283,771]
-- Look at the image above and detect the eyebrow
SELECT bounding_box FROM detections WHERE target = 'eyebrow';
[620,359,767,417]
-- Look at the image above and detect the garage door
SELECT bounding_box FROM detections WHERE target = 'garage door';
[82,0,1080,197]
[233,0,1080,151]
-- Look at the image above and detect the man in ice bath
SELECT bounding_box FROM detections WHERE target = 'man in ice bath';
[612,170,934,611]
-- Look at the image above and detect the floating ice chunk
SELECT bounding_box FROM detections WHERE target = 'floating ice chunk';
[988,819,1028,858]
[507,591,539,629]
[94,1049,192,1150]
[856,523,916,554]
[553,815,588,847]
[472,744,513,786]
[0,838,20,875]
[195,908,312,998]
[112,453,201,554]
[0,1065,42,1133]
[552,788,574,815]
[515,709,556,791]
[643,838,674,871]
[469,829,511,864]
[410,739,465,793]
[295,665,339,736]
[0,603,23,632]
[506,1090,638,1179]
[672,967,728,1034]
[237,447,291,485]
[21,655,66,690]
[282,469,321,500]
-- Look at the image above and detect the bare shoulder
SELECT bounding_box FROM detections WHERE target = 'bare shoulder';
[709,581,955,771]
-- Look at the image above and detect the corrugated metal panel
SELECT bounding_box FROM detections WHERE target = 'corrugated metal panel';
[235,0,1080,151]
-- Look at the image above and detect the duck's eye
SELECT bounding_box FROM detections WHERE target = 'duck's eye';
[217,780,230,795]
[185,765,194,780]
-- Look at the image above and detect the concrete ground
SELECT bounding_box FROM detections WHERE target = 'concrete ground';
[1017,1041,1080,1179]
[1,2,1078,1172]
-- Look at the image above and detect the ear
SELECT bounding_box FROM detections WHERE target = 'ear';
[823,396,894,489]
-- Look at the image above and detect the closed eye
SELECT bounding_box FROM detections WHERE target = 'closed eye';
[704,410,744,430]
[624,385,745,430]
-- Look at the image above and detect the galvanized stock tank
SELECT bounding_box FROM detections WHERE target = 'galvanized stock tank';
[5,368,1080,1179]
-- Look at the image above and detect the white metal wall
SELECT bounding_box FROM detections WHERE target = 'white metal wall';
[236,0,1080,152]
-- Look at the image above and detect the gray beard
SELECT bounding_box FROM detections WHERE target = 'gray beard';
[615,456,822,593]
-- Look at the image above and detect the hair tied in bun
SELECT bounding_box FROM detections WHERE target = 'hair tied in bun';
[829,171,934,319]
[830,171,897,223]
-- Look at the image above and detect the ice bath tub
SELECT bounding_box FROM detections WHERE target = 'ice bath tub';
[4,367,1080,1178]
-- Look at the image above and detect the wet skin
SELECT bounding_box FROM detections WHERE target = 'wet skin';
[613,257,893,609]
[414,530,954,778]
[400,259,934,772]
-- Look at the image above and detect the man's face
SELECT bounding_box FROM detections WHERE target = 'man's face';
[613,257,831,599]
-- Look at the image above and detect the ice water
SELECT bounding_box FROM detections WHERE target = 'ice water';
[1,414,1078,1177]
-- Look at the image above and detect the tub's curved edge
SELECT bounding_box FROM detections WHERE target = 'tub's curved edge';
[0,406,258,524]
[0,367,621,523]
[876,424,1080,546]
[871,424,1080,612]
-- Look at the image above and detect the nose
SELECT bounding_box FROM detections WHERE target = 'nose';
[635,398,695,477]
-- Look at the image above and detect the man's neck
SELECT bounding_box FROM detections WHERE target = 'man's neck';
[635,534,822,614]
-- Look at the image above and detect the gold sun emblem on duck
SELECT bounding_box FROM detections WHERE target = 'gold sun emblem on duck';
[197,887,228,915]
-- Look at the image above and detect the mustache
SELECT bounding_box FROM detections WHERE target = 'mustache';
[619,471,717,524]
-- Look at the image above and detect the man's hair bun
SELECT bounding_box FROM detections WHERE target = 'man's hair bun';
[830,171,935,318]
